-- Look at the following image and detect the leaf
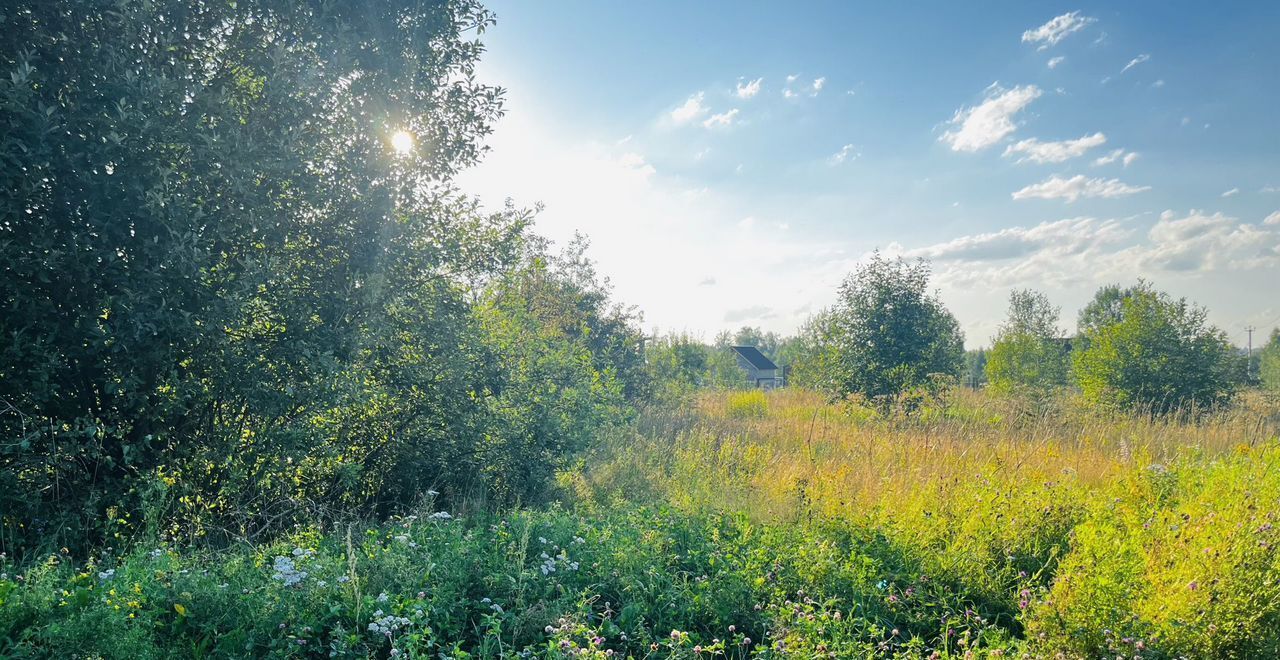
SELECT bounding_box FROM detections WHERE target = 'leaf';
[174,603,187,617]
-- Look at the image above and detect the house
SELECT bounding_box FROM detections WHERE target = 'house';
[730,345,784,389]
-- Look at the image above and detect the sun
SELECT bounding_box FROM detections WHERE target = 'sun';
[391,130,414,155]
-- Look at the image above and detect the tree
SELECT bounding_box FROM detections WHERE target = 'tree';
[1077,282,1151,334]
[985,290,1069,395]
[814,253,964,406]
[1261,329,1280,392]
[1,0,646,553]
[1072,285,1236,414]
[964,349,989,389]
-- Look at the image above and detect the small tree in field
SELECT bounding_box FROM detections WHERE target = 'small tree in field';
[1261,328,1280,392]
[1073,284,1235,414]
[818,253,964,407]
[985,289,1069,396]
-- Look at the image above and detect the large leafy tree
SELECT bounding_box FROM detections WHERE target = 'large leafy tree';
[818,253,964,405]
[985,289,1069,395]
[1,0,619,550]
[1072,284,1236,414]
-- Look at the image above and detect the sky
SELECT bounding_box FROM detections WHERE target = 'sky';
[456,1,1280,348]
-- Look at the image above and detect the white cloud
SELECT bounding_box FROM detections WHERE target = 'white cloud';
[1093,148,1140,167]
[1121,53,1151,74]
[1221,187,1240,198]
[617,152,656,178]
[1012,175,1151,202]
[903,217,1128,263]
[1140,209,1280,271]
[702,108,740,129]
[1264,185,1280,194]
[736,77,762,99]
[1152,79,1165,88]
[828,144,859,165]
[898,211,1280,286]
[670,92,707,124]
[811,77,826,95]
[940,84,1042,152]
[724,305,778,322]
[1048,56,1066,69]
[1003,132,1107,164]
[1022,12,1096,50]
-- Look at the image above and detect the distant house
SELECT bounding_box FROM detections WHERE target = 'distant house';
[731,345,784,389]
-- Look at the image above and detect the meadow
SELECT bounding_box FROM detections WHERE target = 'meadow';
[4,388,1279,658]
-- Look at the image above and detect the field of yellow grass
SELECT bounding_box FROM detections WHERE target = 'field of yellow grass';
[567,388,1280,657]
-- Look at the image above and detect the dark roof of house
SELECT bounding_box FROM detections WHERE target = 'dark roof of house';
[731,345,778,371]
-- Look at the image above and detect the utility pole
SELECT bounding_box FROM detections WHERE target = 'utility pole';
[1246,325,1256,381]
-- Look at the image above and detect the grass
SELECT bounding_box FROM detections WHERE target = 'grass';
[3,388,1280,657]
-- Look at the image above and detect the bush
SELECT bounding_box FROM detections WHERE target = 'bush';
[1073,283,1236,415]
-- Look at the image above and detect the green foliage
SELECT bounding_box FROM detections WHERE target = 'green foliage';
[1261,328,1280,392]
[962,349,988,389]
[803,253,964,407]
[1077,282,1152,335]
[1073,284,1236,414]
[0,0,642,556]
[985,289,1069,396]
[645,333,712,400]
[1028,448,1280,658]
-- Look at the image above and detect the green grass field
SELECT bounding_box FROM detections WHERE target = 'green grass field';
[4,389,1280,658]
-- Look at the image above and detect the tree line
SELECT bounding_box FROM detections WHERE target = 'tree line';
[651,254,1276,414]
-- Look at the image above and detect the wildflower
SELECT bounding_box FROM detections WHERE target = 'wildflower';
[394,535,409,543]
[337,576,350,584]
[428,511,453,520]
[149,548,164,558]
[98,569,116,581]
[271,557,307,587]
[377,592,389,602]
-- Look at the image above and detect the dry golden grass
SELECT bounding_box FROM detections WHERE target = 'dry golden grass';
[579,387,1280,525]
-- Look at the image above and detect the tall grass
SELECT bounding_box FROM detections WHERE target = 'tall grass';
[569,388,1280,657]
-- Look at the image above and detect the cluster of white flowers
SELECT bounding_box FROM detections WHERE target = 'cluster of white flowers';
[271,548,314,587]
[428,511,452,521]
[377,591,390,603]
[97,569,115,581]
[148,548,164,558]
[368,610,412,637]
[538,548,579,575]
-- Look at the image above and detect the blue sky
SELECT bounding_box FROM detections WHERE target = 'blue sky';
[458,2,1280,347]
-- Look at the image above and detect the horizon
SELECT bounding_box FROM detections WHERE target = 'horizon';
[458,1,1280,349]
